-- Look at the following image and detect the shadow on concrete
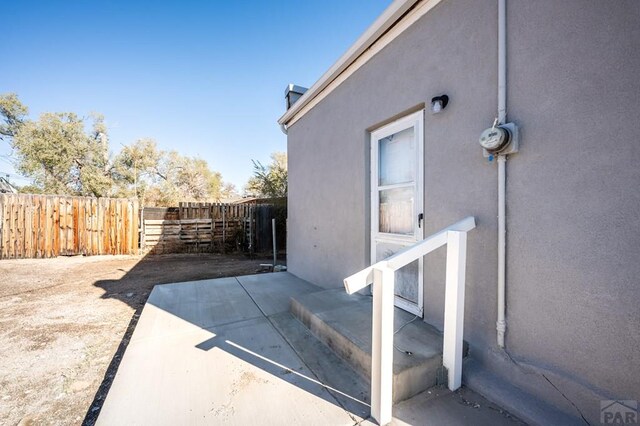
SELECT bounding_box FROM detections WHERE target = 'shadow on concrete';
[134,274,367,420]
[83,252,281,426]
[193,323,345,409]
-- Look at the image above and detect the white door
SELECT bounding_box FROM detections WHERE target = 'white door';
[371,110,424,316]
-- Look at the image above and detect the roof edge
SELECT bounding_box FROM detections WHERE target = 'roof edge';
[278,0,422,126]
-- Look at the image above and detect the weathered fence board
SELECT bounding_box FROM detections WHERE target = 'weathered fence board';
[138,201,285,255]
[143,218,213,254]
[0,194,139,259]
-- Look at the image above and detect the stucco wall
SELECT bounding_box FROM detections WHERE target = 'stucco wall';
[503,0,640,417]
[286,0,640,423]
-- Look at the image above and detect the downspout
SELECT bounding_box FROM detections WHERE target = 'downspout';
[280,123,288,135]
[496,0,507,348]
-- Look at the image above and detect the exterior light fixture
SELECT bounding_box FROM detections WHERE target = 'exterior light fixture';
[431,95,449,114]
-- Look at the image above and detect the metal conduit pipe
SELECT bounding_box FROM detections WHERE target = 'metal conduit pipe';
[496,0,507,348]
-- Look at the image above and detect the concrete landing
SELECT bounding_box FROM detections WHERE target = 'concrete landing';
[383,386,524,426]
[291,289,467,403]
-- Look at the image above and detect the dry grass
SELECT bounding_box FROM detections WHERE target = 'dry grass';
[0,253,275,425]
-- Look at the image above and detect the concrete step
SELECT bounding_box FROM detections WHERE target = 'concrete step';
[269,311,370,420]
[290,289,466,404]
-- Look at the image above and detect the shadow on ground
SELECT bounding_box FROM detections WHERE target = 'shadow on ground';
[93,271,371,425]
[83,252,282,426]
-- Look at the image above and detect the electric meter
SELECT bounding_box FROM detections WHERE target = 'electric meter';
[479,123,519,156]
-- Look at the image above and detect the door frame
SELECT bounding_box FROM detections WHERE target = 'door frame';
[370,109,424,316]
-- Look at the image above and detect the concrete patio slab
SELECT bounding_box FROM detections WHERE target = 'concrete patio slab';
[131,277,263,343]
[98,275,356,426]
[98,273,523,426]
[236,272,321,316]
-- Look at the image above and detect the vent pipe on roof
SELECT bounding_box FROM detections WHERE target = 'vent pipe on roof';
[281,84,308,134]
[285,84,308,110]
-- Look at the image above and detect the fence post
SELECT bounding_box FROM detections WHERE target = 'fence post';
[272,218,277,266]
[222,204,226,253]
[371,265,394,426]
[138,204,144,253]
[443,230,468,391]
[0,194,4,258]
[249,206,253,257]
[210,216,214,252]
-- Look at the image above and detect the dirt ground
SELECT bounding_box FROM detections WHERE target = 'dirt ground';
[0,253,282,426]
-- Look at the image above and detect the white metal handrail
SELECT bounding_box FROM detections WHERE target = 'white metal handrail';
[343,216,476,425]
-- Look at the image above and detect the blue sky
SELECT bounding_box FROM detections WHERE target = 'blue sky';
[0,0,390,190]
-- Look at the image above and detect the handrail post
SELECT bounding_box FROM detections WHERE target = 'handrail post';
[343,217,476,422]
[442,230,468,390]
[371,265,394,425]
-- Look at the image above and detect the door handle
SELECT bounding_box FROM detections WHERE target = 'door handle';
[418,213,424,228]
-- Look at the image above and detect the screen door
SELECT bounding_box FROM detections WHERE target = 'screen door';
[370,110,424,316]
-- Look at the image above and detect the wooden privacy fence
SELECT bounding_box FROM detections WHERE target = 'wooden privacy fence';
[0,194,139,259]
[141,201,285,254]
[178,202,253,220]
[143,219,214,254]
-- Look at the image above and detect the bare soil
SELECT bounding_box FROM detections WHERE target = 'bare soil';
[0,253,281,426]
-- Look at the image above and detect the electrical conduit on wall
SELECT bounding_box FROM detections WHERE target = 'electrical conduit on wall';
[496,0,507,348]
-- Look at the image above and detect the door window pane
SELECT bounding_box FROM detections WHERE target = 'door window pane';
[379,127,415,186]
[379,187,414,235]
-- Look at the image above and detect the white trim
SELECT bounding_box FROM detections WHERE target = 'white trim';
[278,0,444,127]
[394,295,421,316]
[370,110,424,316]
